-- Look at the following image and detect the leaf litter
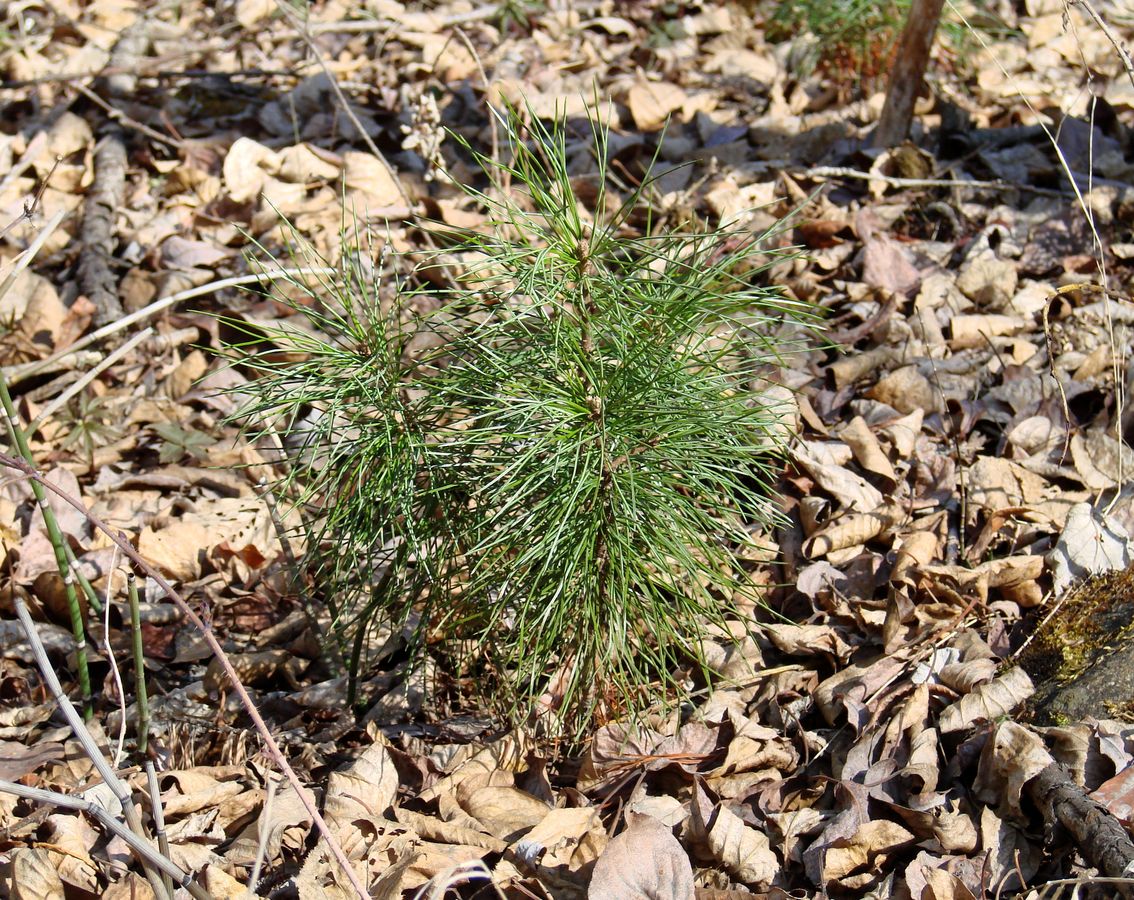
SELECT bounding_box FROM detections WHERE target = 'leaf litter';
[1,0,1134,897]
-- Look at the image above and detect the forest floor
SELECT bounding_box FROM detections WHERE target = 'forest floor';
[2,0,1134,897]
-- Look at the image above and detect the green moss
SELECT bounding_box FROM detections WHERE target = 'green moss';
[1019,565,1134,688]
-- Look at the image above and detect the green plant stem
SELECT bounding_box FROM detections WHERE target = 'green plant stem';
[66,542,103,615]
[128,573,149,755]
[0,374,93,718]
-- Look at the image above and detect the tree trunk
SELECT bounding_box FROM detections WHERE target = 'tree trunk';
[873,0,946,147]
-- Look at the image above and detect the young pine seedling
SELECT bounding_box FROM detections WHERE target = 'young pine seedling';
[230,105,816,735]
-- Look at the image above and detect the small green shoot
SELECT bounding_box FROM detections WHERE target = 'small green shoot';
[151,422,214,464]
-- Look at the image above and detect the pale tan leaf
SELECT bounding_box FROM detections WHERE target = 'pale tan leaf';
[822,820,915,882]
[803,510,893,558]
[949,313,1026,348]
[226,782,316,865]
[840,416,897,483]
[862,234,920,295]
[296,840,370,900]
[325,741,399,825]
[627,82,687,131]
[587,812,694,900]
[966,457,1049,513]
[937,658,998,694]
[867,366,941,415]
[101,872,158,900]
[514,805,607,879]
[690,781,778,887]
[201,864,249,899]
[974,721,1053,822]
[223,137,282,202]
[343,151,403,209]
[956,254,1017,309]
[762,623,853,662]
[792,442,885,511]
[235,0,275,27]
[418,731,534,803]
[394,807,506,854]
[43,813,98,891]
[460,785,548,842]
[939,667,1033,734]
[1048,501,1131,593]
[9,848,64,900]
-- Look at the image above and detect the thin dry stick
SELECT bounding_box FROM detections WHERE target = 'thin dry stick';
[28,327,153,431]
[304,1,604,33]
[272,0,410,207]
[3,267,336,386]
[0,209,67,308]
[798,165,1068,197]
[246,774,280,893]
[72,82,186,150]
[1072,0,1134,89]
[0,777,184,900]
[0,131,47,200]
[9,598,196,900]
[0,452,371,900]
[100,545,129,767]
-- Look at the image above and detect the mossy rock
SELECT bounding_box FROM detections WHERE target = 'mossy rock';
[1019,565,1134,724]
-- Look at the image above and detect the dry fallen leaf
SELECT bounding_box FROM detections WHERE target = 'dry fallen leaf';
[587,812,694,900]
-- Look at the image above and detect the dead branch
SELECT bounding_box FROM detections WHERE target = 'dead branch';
[1027,762,1134,890]
[76,130,127,327]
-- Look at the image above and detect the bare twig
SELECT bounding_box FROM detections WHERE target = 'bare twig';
[797,165,1069,196]
[27,327,152,432]
[3,267,336,387]
[76,130,128,326]
[0,210,68,311]
[8,598,196,900]
[246,773,280,894]
[72,83,185,150]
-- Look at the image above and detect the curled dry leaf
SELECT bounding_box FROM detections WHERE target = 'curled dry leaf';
[974,720,1053,822]
[460,784,550,842]
[840,415,898,483]
[587,812,694,900]
[1047,501,1131,593]
[627,81,687,131]
[821,819,916,885]
[690,778,779,888]
[793,441,885,511]
[938,666,1033,734]
[803,508,897,559]
[329,742,399,818]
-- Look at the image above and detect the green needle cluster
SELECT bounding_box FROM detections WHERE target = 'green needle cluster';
[230,104,817,734]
